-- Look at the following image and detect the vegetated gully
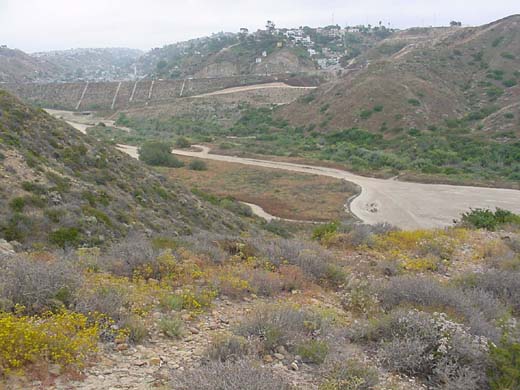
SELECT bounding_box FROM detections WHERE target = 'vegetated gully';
[53,110,520,230]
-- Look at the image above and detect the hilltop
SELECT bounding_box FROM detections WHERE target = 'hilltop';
[0,47,60,83]
[280,15,520,138]
[0,90,246,250]
[33,48,143,82]
[139,24,392,79]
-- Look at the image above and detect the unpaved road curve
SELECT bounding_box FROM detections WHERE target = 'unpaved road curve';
[191,82,317,98]
[56,114,520,230]
[166,146,520,230]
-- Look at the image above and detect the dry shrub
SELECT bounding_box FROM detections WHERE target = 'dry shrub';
[0,254,81,314]
[205,333,250,362]
[377,276,505,341]
[171,359,293,390]
[180,233,228,263]
[248,237,346,285]
[242,268,284,297]
[353,309,490,389]
[278,264,308,291]
[319,359,379,390]
[102,234,178,280]
[457,270,520,315]
[236,304,329,355]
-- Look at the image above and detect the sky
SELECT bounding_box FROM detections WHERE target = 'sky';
[0,0,518,53]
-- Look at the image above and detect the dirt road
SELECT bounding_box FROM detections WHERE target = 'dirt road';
[167,146,520,230]
[190,82,316,98]
[55,113,520,229]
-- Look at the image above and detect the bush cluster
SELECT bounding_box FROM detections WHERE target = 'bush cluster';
[172,359,293,390]
[138,141,184,167]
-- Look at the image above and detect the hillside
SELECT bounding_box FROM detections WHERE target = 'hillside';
[280,15,520,138]
[0,90,246,249]
[32,48,143,82]
[0,47,60,83]
[139,33,316,79]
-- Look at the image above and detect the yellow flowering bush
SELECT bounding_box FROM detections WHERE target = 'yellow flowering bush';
[177,288,217,313]
[0,309,98,373]
[374,228,469,273]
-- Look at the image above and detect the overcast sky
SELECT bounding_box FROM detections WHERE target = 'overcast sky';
[0,0,518,53]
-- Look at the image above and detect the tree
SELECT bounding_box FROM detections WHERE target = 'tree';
[138,141,184,168]
[450,21,462,27]
[175,137,191,148]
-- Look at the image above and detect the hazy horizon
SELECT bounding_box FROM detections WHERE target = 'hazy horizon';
[1,0,518,53]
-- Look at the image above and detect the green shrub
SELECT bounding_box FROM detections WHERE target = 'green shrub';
[458,208,520,231]
[21,181,47,195]
[159,316,184,339]
[501,52,515,60]
[312,221,339,242]
[120,315,148,343]
[492,37,504,47]
[373,105,384,112]
[188,159,208,171]
[296,339,329,364]
[503,79,518,88]
[138,141,184,167]
[486,86,504,99]
[9,197,26,212]
[320,104,330,113]
[359,109,373,120]
[175,137,191,148]
[408,98,421,106]
[49,227,81,248]
[161,294,184,311]
[489,337,520,390]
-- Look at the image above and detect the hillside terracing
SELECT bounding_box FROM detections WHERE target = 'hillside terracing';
[2,73,322,112]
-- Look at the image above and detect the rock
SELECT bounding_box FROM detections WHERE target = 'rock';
[290,362,299,371]
[274,353,285,360]
[116,343,129,351]
[209,322,219,330]
[149,357,161,366]
[294,355,302,362]
[188,327,200,334]
[134,361,147,367]
[263,355,274,363]
[0,239,15,256]
[275,346,287,355]
[181,313,192,321]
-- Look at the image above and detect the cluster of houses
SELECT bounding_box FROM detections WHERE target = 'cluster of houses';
[239,21,369,69]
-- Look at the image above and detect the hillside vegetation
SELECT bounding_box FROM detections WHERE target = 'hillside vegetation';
[0,90,247,249]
